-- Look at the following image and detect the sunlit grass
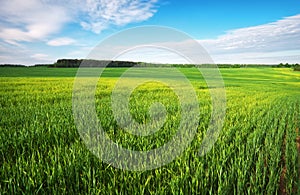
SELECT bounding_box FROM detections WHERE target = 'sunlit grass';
[0,67,299,194]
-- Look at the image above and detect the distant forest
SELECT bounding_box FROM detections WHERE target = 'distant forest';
[1,59,300,70]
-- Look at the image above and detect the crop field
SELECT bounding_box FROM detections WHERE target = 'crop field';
[0,67,299,194]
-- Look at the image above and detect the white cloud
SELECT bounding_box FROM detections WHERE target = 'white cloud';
[47,37,76,46]
[199,14,300,63]
[0,0,159,65]
[0,0,71,44]
[80,0,158,33]
[1,1,299,65]
[88,14,300,65]
[0,0,159,45]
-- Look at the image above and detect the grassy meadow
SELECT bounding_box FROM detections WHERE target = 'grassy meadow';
[0,67,299,194]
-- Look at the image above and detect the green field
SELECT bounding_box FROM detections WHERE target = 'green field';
[0,67,299,194]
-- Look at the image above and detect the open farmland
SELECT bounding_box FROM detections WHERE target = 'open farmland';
[0,67,299,194]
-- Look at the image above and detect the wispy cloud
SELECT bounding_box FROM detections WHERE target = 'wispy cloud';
[200,14,300,63]
[0,41,54,65]
[87,15,300,65]
[47,37,76,46]
[80,0,158,33]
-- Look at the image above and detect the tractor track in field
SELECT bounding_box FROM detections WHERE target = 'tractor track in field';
[296,128,300,194]
[279,127,287,195]
[280,127,300,195]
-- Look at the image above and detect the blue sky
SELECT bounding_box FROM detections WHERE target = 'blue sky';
[1,0,300,65]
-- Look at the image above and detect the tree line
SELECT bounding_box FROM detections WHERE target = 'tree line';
[1,59,300,70]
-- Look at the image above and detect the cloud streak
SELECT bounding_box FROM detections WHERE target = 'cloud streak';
[47,37,76,46]
[199,14,300,63]
[31,53,50,61]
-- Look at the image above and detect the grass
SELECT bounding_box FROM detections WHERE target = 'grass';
[0,67,299,194]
